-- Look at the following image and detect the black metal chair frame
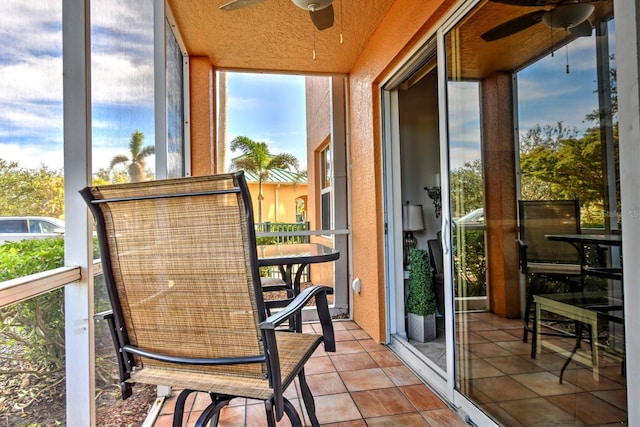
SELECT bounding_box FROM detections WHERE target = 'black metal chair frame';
[517,200,583,350]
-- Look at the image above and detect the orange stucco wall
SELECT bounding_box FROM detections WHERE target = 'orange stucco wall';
[187,1,457,343]
[189,56,216,176]
[346,0,455,342]
[246,182,308,224]
[304,76,332,233]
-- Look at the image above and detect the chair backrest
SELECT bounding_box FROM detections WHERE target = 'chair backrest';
[518,200,581,264]
[427,239,443,275]
[82,172,267,379]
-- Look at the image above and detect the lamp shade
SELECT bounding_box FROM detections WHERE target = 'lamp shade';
[403,204,425,232]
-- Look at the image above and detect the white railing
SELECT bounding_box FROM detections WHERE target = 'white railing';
[0,266,81,309]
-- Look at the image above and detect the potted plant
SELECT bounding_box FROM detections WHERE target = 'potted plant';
[406,247,438,342]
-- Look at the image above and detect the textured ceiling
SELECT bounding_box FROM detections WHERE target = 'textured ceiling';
[167,0,396,74]
[167,0,614,77]
[449,0,615,80]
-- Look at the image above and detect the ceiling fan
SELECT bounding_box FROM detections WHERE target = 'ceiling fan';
[481,0,598,42]
[219,0,335,31]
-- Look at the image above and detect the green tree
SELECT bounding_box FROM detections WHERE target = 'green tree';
[519,122,619,225]
[230,136,300,223]
[109,130,155,182]
[450,159,484,217]
[0,159,64,218]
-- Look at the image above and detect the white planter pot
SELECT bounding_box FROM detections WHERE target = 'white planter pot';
[407,312,437,342]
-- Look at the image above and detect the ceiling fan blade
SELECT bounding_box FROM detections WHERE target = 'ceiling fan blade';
[481,10,546,42]
[310,4,334,31]
[219,0,267,11]
[569,19,593,37]
[489,0,560,6]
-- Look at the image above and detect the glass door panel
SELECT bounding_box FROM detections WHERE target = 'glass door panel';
[445,1,625,425]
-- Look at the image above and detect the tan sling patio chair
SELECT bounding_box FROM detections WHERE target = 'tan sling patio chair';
[81,171,335,427]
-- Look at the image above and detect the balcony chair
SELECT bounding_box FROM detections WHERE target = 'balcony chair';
[517,200,582,350]
[427,238,445,317]
[81,171,335,427]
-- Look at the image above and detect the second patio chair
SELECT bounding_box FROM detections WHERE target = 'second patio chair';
[517,200,582,348]
[81,171,335,427]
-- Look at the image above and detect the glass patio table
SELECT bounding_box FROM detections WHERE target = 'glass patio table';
[533,291,624,383]
[257,243,339,331]
[545,233,622,280]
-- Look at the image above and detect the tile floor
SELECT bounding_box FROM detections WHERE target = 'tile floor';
[454,312,627,426]
[151,320,466,427]
[150,313,627,426]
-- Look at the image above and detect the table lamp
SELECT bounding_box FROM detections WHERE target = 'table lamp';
[403,203,425,266]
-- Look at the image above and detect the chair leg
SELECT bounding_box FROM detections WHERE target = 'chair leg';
[173,389,197,427]
[522,276,537,343]
[193,394,233,427]
[298,370,319,426]
[264,398,303,427]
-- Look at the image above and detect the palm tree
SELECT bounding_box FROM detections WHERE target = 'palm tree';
[109,130,155,182]
[230,136,300,223]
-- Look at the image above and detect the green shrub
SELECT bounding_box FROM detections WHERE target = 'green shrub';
[0,238,66,369]
[406,248,437,316]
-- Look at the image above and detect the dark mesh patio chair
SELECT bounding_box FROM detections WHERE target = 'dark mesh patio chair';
[81,171,335,427]
[518,200,582,348]
[427,238,445,317]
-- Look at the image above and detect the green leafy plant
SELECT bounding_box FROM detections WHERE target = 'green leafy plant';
[406,248,437,316]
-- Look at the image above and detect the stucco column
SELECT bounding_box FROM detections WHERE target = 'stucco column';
[189,56,216,176]
[481,72,520,318]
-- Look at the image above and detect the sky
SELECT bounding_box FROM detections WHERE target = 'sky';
[0,0,307,174]
[0,1,614,176]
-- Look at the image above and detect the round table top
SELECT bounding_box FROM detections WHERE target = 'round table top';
[257,243,340,266]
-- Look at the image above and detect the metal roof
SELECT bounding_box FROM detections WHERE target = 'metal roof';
[242,168,307,185]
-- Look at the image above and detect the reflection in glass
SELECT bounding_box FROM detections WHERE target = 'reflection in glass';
[446,1,624,425]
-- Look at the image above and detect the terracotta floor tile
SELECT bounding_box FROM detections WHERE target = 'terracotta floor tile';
[466,376,538,402]
[547,392,627,425]
[382,365,424,386]
[304,354,336,375]
[335,329,356,342]
[365,412,431,426]
[216,404,247,427]
[330,352,378,372]
[592,388,628,411]
[420,408,468,427]
[556,367,624,391]
[314,392,362,424]
[458,358,504,379]
[456,330,489,344]
[358,338,387,353]
[307,372,348,395]
[475,329,520,342]
[321,420,368,427]
[351,387,416,418]
[495,339,534,355]
[484,355,544,375]
[467,320,499,332]
[339,367,395,391]
[398,385,447,411]
[152,414,173,427]
[369,348,404,367]
[332,339,366,355]
[511,371,581,396]
[466,341,514,358]
[497,397,579,426]
[350,328,372,340]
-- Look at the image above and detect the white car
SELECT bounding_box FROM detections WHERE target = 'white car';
[0,216,65,244]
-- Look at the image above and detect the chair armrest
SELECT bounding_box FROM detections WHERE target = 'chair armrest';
[260,285,335,352]
[94,309,113,321]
